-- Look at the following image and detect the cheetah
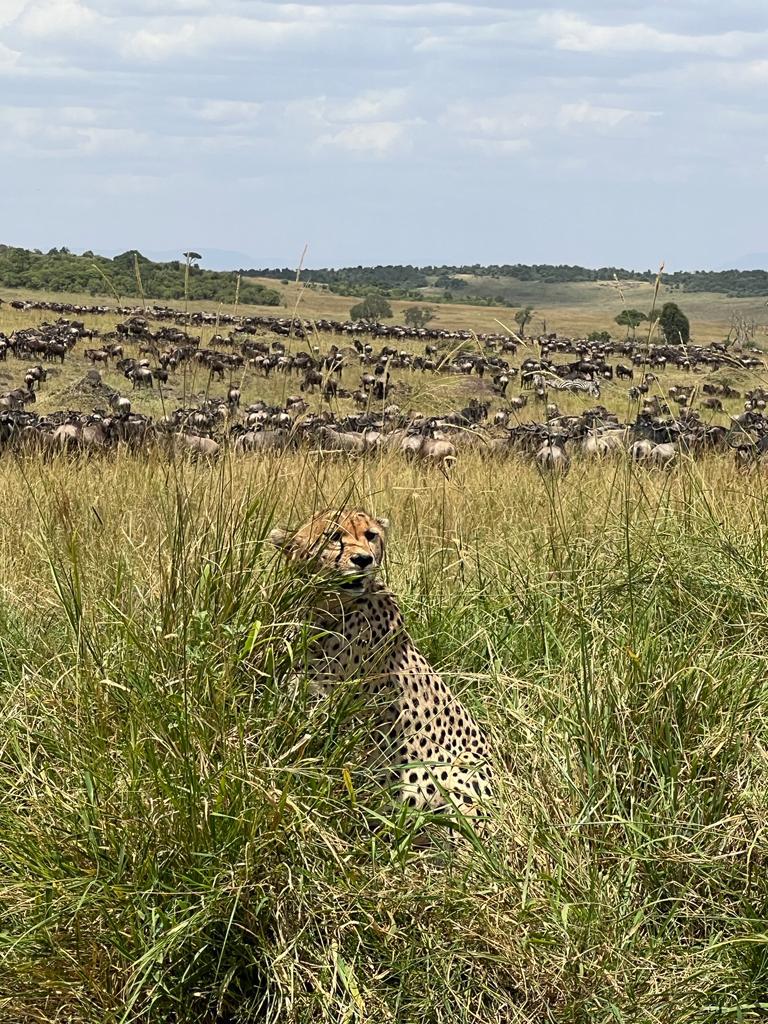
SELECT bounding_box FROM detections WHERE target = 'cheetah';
[270,509,494,822]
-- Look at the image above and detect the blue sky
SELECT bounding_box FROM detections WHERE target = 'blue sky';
[1,0,767,270]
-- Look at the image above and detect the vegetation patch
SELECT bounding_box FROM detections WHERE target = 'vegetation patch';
[0,247,282,305]
[0,453,767,1022]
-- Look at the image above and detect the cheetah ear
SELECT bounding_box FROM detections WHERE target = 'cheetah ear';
[376,516,390,532]
[269,527,290,549]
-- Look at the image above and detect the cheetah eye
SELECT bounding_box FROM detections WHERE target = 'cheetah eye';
[331,530,343,543]
[364,530,378,542]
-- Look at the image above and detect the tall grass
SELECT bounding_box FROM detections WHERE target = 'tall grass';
[1,449,767,1022]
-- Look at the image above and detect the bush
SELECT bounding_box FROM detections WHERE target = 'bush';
[657,302,691,345]
[350,294,393,321]
[403,306,434,329]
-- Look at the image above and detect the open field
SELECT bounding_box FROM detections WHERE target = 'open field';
[244,277,768,343]
[1,288,767,433]
[2,287,768,1021]
[4,274,768,344]
[1,450,768,1021]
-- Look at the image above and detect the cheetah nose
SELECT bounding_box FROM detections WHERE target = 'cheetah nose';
[351,553,374,569]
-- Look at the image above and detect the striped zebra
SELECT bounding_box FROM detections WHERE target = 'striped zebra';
[530,373,601,399]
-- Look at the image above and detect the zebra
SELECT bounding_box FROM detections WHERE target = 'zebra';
[530,373,601,399]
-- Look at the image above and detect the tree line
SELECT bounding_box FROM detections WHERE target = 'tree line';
[252,263,651,286]
[0,247,281,305]
[252,262,768,297]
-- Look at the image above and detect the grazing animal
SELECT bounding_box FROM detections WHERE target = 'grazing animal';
[84,348,110,365]
[173,433,220,458]
[629,439,653,462]
[401,427,457,475]
[535,437,569,474]
[582,429,625,458]
[270,510,494,823]
[129,367,153,389]
[650,442,677,467]
[109,394,132,418]
[532,374,601,399]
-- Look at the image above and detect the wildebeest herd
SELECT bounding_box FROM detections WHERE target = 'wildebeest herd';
[1,296,767,470]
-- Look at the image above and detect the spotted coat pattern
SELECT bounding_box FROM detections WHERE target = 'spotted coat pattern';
[272,510,493,817]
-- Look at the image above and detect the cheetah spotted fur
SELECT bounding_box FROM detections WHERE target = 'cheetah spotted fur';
[270,509,494,820]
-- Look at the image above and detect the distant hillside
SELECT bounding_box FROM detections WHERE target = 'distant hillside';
[3,247,767,306]
[247,263,648,304]
[250,263,768,299]
[0,246,281,305]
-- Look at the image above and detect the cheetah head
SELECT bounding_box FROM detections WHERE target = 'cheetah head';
[270,509,389,595]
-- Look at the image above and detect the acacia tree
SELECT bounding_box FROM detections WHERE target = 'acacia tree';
[514,306,535,338]
[615,308,648,338]
[657,302,690,345]
[350,294,393,321]
[404,306,434,329]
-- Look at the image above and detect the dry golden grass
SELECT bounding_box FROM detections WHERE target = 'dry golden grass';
[3,280,768,1022]
[1,447,768,1021]
[4,273,768,345]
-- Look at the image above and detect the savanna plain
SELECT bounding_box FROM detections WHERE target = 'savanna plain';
[1,279,768,1023]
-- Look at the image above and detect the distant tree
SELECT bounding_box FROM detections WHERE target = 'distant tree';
[350,294,393,321]
[588,330,611,343]
[657,302,690,345]
[514,306,535,338]
[615,308,648,338]
[434,274,466,289]
[404,305,434,329]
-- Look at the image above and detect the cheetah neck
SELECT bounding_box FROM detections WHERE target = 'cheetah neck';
[312,580,401,621]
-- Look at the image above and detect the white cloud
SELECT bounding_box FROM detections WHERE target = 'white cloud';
[715,59,768,85]
[97,0,212,12]
[287,90,415,154]
[0,0,27,27]
[558,102,650,129]
[60,105,101,124]
[196,100,262,123]
[541,13,763,58]
[93,172,166,195]
[0,41,20,69]
[443,96,658,148]
[0,106,146,154]
[333,88,408,123]
[1,0,767,268]
[317,121,406,154]
[469,137,531,155]
[77,126,148,154]
[121,13,327,60]
[444,102,540,137]
[15,0,106,37]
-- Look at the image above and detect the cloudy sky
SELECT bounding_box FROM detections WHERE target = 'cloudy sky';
[1,0,767,270]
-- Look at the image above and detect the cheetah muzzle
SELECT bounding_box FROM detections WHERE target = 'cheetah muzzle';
[271,509,494,826]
